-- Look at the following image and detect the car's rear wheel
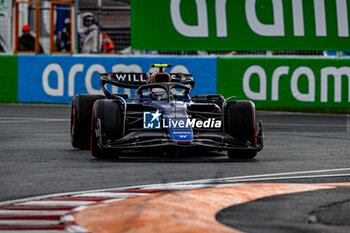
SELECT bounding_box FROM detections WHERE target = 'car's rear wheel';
[225,100,257,159]
[91,99,123,159]
[71,94,104,149]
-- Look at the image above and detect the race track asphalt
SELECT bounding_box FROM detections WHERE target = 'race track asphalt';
[0,104,349,202]
[217,185,350,233]
[0,104,349,232]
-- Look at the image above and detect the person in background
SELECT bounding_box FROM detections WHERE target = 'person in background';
[55,18,71,52]
[101,31,115,54]
[80,12,115,54]
[18,24,43,53]
[80,12,100,53]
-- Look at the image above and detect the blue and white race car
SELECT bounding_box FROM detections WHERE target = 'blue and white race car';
[70,64,263,159]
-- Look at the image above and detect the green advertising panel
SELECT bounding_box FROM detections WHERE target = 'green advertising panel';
[131,0,350,51]
[0,55,17,102]
[217,57,350,109]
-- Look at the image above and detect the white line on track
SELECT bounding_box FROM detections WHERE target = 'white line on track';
[69,206,88,212]
[1,167,349,207]
[0,117,69,123]
[257,111,349,116]
[73,192,148,198]
[0,231,69,233]
[0,121,43,123]
[142,174,350,190]
[65,225,88,233]
[210,173,350,184]
[0,170,349,233]
[0,117,66,120]
[0,210,69,216]
[0,220,60,226]
[264,123,350,127]
[60,215,74,222]
[143,184,226,190]
[102,198,128,203]
[19,201,96,207]
[160,167,350,185]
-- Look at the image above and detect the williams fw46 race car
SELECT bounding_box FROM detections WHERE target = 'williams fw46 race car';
[71,64,264,159]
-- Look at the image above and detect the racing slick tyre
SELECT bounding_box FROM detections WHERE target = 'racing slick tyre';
[91,99,123,159]
[225,100,257,159]
[71,94,104,149]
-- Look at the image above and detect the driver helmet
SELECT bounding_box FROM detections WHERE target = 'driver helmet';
[150,72,170,83]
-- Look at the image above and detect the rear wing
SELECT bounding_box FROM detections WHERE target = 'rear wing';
[100,73,149,89]
[99,72,195,89]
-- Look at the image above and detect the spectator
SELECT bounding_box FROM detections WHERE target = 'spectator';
[80,12,115,54]
[55,18,71,52]
[18,24,43,53]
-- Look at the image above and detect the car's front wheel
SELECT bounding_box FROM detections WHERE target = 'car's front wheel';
[225,100,257,159]
[91,99,123,159]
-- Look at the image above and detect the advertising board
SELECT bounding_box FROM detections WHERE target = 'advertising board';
[0,55,17,102]
[17,55,217,103]
[218,57,350,109]
[131,0,350,51]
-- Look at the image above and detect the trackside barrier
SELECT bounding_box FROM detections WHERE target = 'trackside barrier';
[17,55,217,103]
[217,57,350,110]
[130,0,350,51]
[1,55,349,111]
[0,55,17,102]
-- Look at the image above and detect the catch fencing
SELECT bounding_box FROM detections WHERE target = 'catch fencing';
[0,0,347,57]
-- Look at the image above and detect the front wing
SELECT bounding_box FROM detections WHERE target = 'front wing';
[95,121,264,153]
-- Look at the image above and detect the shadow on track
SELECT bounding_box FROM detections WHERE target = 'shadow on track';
[88,151,258,163]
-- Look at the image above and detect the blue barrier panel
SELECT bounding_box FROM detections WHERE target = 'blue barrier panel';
[18,55,217,103]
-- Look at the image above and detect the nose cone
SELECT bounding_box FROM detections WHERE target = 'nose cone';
[164,112,194,142]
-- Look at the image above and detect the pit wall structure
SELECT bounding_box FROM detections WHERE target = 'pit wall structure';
[0,54,349,110]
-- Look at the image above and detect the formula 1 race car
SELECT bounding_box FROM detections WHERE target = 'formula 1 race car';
[71,64,263,159]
